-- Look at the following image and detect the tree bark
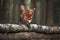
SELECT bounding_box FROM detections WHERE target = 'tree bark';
[0,0,6,23]
[4,0,13,23]
[46,0,53,25]
[12,0,19,24]
[40,0,47,25]
[1,0,19,24]
[35,0,41,24]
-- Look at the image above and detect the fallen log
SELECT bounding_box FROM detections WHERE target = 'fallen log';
[0,24,60,33]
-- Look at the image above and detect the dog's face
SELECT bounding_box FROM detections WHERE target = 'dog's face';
[20,5,36,23]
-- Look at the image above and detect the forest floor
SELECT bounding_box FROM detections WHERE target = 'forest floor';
[0,32,60,40]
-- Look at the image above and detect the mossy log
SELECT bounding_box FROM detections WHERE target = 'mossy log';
[0,24,60,33]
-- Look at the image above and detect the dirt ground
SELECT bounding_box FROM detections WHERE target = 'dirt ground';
[0,32,60,40]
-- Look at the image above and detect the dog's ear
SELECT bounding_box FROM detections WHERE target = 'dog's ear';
[20,5,25,12]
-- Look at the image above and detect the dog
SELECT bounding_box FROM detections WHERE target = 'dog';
[20,5,36,24]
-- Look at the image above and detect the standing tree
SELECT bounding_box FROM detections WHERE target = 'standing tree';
[12,0,19,24]
[1,0,19,24]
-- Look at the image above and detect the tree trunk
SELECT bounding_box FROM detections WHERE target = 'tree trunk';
[35,0,41,24]
[0,0,7,23]
[46,0,53,25]
[5,0,13,23]
[12,0,19,24]
[40,0,47,25]
[1,0,19,24]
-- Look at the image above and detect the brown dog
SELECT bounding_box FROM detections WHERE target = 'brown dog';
[20,5,36,23]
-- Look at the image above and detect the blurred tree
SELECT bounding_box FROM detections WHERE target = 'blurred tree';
[31,0,47,25]
[12,0,19,24]
[0,0,19,24]
[5,0,13,23]
[54,0,60,25]
[35,0,41,24]
[46,0,53,25]
[0,0,8,23]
